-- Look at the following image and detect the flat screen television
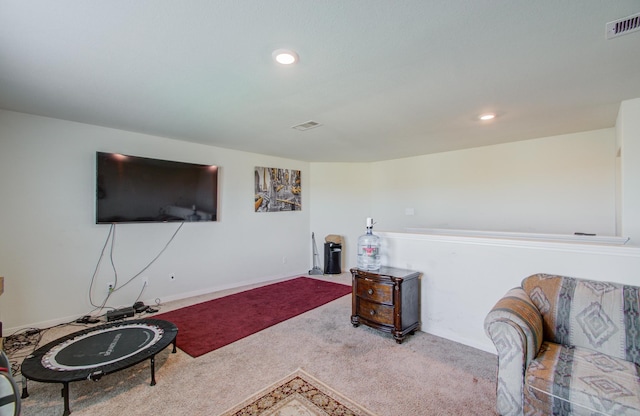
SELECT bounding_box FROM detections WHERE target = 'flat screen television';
[96,152,218,224]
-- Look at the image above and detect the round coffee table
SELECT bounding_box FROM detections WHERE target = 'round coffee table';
[21,319,177,416]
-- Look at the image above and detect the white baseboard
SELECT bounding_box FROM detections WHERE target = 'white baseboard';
[4,273,302,335]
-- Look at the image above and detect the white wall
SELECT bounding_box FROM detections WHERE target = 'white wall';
[370,129,617,235]
[0,111,310,330]
[379,231,640,353]
[618,98,640,245]
[309,163,371,270]
[310,129,619,281]
[309,108,638,353]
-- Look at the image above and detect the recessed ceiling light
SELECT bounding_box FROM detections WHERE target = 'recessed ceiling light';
[479,113,496,121]
[272,49,298,65]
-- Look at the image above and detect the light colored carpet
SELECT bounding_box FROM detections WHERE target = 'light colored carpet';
[15,273,498,415]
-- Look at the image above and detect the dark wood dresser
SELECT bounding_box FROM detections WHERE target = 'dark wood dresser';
[350,266,421,343]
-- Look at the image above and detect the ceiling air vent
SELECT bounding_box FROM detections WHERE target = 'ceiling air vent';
[291,120,321,131]
[606,12,640,39]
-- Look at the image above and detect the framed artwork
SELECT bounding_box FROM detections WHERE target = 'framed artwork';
[254,166,301,212]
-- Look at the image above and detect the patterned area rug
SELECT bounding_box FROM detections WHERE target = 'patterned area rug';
[220,369,377,416]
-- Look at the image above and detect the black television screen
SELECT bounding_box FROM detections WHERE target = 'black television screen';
[96,152,218,223]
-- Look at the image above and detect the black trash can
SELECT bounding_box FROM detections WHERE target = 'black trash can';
[324,242,342,274]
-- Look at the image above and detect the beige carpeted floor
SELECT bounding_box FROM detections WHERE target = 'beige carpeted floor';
[15,273,498,416]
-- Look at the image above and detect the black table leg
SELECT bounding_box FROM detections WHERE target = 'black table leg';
[61,382,70,416]
[20,376,29,399]
[172,338,177,353]
[149,355,156,386]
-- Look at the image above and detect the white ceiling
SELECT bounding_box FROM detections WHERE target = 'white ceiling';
[1,1,639,162]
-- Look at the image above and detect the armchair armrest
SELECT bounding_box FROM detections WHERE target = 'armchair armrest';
[484,288,543,416]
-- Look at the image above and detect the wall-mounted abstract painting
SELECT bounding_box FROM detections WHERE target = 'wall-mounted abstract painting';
[254,166,301,212]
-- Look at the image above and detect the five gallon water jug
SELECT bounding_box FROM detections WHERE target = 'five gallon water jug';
[357,218,381,270]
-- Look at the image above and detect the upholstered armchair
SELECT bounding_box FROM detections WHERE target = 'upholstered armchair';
[484,273,640,416]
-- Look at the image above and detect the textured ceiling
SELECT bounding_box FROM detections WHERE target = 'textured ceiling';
[1,1,639,162]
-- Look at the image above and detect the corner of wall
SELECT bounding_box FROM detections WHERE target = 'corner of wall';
[616,98,640,245]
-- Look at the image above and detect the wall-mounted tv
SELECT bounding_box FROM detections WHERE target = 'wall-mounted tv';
[96,152,218,224]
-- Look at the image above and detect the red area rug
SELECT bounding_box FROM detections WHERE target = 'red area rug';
[153,277,351,357]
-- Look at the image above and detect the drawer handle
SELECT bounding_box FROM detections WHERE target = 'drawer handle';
[367,289,374,295]
[369,309,376,316]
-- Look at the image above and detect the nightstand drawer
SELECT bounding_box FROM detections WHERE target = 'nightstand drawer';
[355,278,393,305]
[357,298,394,325]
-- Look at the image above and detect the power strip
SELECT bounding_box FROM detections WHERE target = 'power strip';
[106,307,135,321]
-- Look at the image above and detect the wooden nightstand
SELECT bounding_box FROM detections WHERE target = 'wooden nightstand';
[350,266,421,343]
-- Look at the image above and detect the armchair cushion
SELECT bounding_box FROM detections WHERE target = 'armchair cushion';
[525,342,640,415]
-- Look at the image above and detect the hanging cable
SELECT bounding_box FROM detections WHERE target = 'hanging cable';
[109,223,118,291]
[133,280,148,305]
[88,224,114,309]
[86,222,183,313]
